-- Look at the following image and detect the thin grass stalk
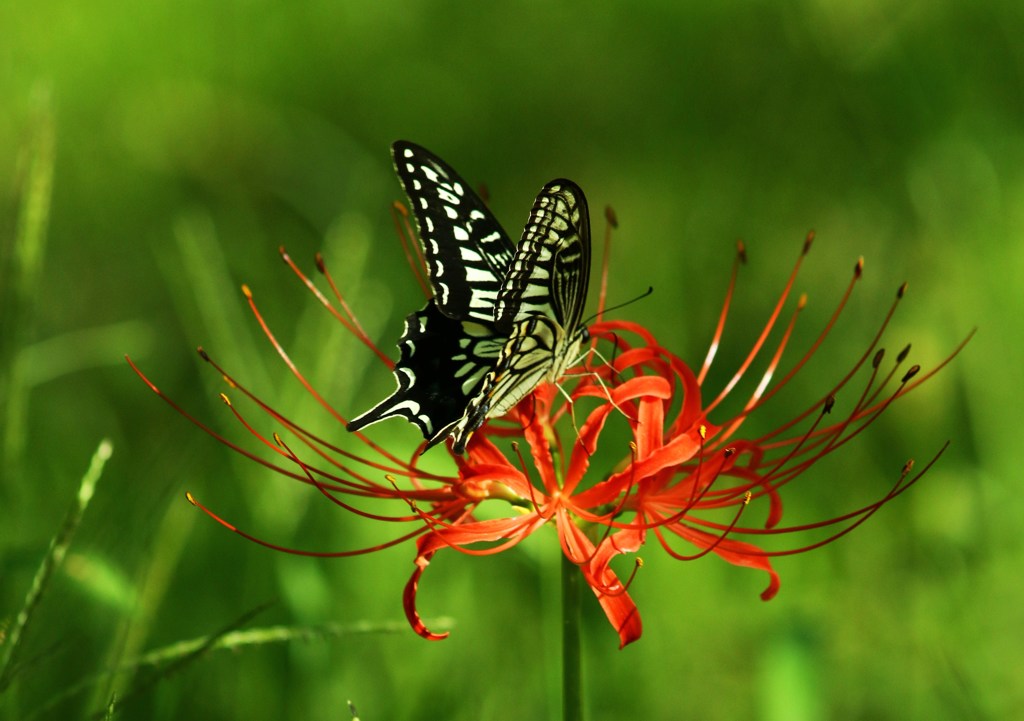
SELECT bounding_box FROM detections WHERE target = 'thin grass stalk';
[0,439,113,693]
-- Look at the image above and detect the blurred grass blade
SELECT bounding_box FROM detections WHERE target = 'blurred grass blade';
[131,616,453,666]
[0,438,113,693]
[15,321,156,387]
[30,614,453,719]
[91,600,274,719]
[172,209,273,392]
[1,85,56,470]
[101,694,115,721]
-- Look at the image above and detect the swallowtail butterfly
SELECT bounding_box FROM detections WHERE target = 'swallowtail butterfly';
[346,141,591,453]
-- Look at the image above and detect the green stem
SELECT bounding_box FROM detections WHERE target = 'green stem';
[562,552,583,721]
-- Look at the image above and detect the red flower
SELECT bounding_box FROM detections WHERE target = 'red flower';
[128,233,970,649]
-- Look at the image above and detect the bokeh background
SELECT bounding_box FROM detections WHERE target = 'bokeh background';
[1,1,1016,719]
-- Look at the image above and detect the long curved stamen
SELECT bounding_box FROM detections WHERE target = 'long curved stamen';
[279,247,393,367]
[713,293,805,445]
[184,491,422,557]
[695,446,945,556]
[272,433,427,521]
[650,491,752,561]
[390,200,432,299]
[749,271,902,446]
[699,239,746,385]
[704,233,812,414]
[197,347,448,482]
[240,285,443,475]
[595,205,617,323]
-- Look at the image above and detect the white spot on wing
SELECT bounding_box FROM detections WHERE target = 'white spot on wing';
[460,248,483,263]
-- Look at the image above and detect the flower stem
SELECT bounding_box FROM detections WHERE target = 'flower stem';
[562,551,583,721]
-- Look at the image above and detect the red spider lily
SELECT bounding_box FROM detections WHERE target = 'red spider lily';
[127,229,970,649]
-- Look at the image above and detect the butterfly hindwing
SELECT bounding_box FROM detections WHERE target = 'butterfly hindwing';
[345,300,504,444]
[392,141,515,324]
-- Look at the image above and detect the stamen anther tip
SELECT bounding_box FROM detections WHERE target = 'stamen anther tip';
[803,230,815,254]
[901,364,921,383]
[605,205,619,228]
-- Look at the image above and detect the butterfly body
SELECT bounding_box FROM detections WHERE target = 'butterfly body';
[346,142,591,453]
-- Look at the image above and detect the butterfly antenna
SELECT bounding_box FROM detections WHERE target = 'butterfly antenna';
[583,286,653,327]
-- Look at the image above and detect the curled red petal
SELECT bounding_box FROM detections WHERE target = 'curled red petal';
[590,527,646,579]
[667,522,781,600]
[635,394,664,459]
[595,581,643,649]
[403,515,548,641]
[522,405,558,493]
[457,434,512,469]
[564,403,616,493]
[558,516,643,648]
[403,551,449,641]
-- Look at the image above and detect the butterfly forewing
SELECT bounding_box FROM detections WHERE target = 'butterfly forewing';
[494,180,591,333]
[392,141,514,323]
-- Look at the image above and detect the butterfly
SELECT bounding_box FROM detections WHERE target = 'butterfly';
[346,141,591,454]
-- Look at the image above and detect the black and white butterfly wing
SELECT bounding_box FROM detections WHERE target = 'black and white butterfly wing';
[347,142,512,444]
[450,180,592,453]
[392,141,515,323]
[494,179,591,333]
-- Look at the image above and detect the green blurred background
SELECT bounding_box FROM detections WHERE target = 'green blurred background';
[1,1,1016,719]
